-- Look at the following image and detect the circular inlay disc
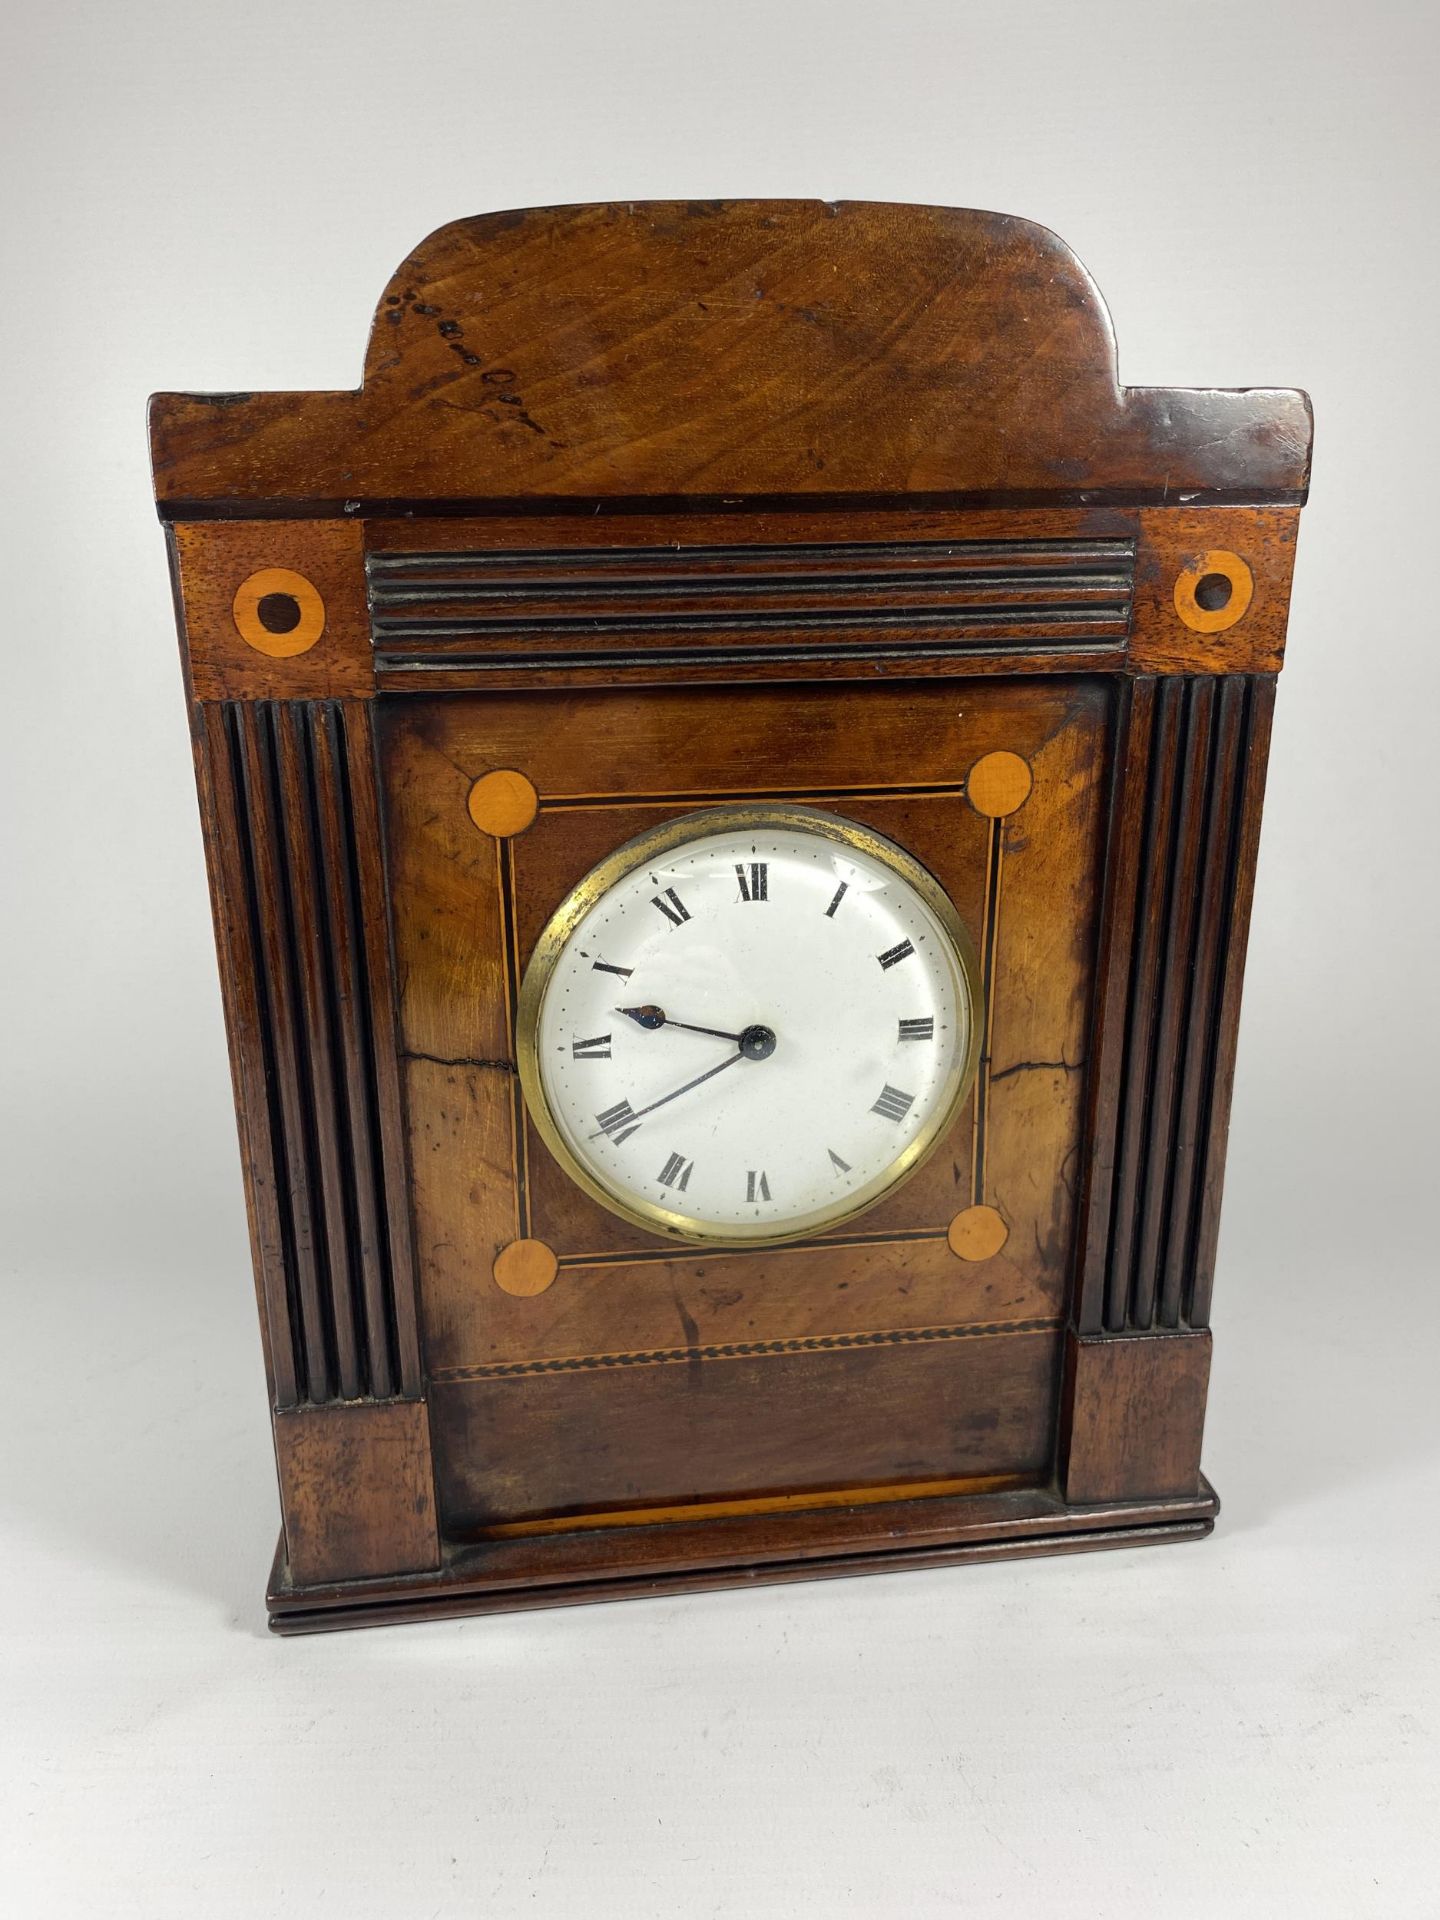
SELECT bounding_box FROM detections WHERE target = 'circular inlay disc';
[468,769,539,838]
[966,751,1033,819]
[493,1238,558,1296]
[947,1204,1009,1262]
[1173,550,1254,634]
[231,568,326,657]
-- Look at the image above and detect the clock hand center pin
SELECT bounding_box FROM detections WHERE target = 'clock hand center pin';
[738,1023,777,1061]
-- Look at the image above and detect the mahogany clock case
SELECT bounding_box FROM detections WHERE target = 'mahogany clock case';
[149,201,1310,1632]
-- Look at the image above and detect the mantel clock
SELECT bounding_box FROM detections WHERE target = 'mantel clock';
[150,202,1310,1632]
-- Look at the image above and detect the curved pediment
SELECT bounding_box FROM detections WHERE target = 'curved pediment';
[150,201,1311,514]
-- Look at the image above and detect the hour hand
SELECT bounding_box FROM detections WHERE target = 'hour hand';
[616,1005,745,1044]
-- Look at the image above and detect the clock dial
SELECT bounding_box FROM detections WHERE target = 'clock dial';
[517,806,981,1247]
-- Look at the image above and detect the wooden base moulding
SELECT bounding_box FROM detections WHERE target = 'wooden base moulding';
[267,1478,1221,1634]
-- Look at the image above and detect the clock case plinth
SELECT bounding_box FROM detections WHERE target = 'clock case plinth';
[150,202,1308,1633]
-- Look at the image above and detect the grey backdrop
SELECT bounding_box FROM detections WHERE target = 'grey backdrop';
[3,2,1437,1914]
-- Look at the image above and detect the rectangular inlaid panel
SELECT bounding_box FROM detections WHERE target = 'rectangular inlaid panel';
[381,676,1106,1525]
[381,678,1107,1374]
[430,1328,1060,1534]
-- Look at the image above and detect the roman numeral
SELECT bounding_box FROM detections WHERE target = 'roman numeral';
[735,861,768,902]
[898,1017,934,1042]
[571,1033,612,1059]
[827,1148,852,1173]
[746,1170,771,1203]
[871,1083,915,1123]
[591,959,633,980]
[652,887,690,927]
[825,881,849,918]
[658,1151,694,1192]
[594,1099,641,1144]
[877,939,915,970]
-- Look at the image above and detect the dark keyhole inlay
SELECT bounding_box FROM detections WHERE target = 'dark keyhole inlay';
[256,591,303,634]
[1193,572,1233,613]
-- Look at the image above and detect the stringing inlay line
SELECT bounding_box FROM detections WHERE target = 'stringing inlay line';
[539,780,970,810]
[431,1316,1063,1382]
[496,835,529,1241]
[554,1227,949,1270]
[972,815,1005,1207]
[496,778,1003,1261]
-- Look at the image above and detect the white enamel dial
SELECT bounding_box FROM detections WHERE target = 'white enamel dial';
[517,806,981,1247]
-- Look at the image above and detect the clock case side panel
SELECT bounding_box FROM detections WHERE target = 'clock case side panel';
[1060,666,1277,1506]
[171,522,440,1588]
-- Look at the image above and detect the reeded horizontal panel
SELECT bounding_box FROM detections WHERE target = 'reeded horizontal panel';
[367,537,1135,673]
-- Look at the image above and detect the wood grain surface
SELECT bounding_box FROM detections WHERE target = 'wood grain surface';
[273,1400,440,1585]
[1060,1330,1212,1504]
[430,1329,1061,1534]
[150,201,1311,513]
[171,521,374,701]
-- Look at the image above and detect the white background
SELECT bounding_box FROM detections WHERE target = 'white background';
[3,2,1437,1913]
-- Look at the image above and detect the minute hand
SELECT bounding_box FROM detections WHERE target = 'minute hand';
[588,1050,744,1138]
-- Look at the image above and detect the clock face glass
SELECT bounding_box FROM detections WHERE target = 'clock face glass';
[518,806,980,1247]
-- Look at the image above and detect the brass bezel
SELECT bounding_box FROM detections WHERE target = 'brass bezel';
[515,803,984,1249]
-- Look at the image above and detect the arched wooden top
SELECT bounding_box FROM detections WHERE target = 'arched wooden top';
[149,201,1311,516]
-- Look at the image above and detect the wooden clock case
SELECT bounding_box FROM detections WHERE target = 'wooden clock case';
[150,202,1310,1633]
